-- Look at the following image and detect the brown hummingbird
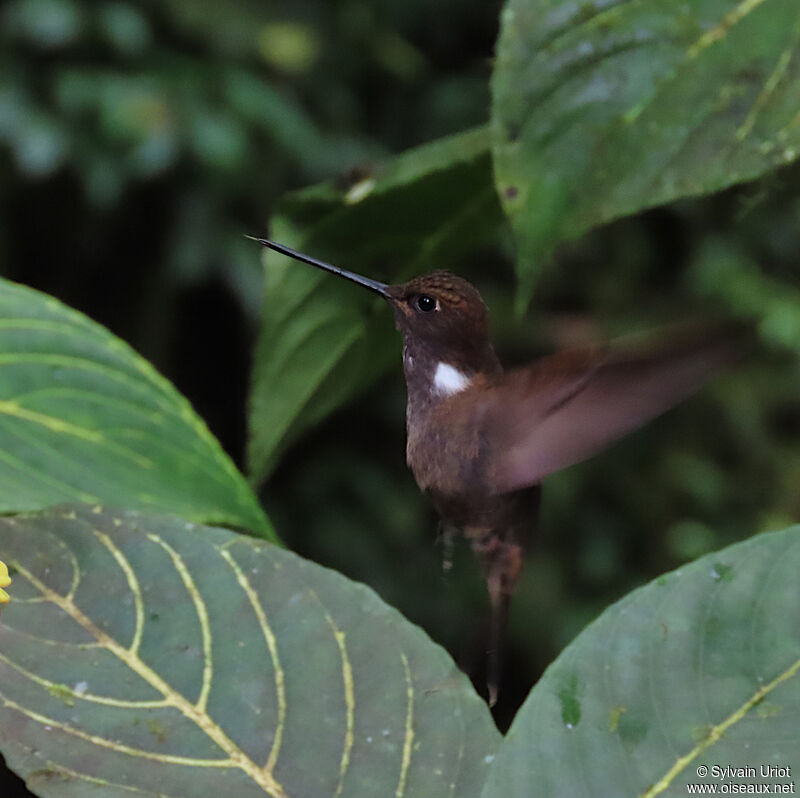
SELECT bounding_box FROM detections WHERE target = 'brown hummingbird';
[251,238,739,705]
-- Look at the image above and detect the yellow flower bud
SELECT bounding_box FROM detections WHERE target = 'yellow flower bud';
[0,560,11,605]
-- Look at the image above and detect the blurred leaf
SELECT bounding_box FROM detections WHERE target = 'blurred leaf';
[189,109,248,171]
[257,21,321,74]
[481,525,800,797]
[98,2,152,56]
[666,518,716,561]
[687,237,800,350]
[0,505,500,797]
[10,111,69,177]
[492,0,800,304]
[222,69,330,172]
[94,75,172,144]
[0,80,28,137]
[0,278,274,539]
[79,153,124,206]
[4,0,85,48]
[161,0,275,57]
[371,31,427,82]
[247,126,506,486]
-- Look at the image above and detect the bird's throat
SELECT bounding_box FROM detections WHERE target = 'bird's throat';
[433,362,472,396]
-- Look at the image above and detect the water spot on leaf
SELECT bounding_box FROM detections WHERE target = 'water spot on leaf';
[711,562,734,582]
[557,674,581,728]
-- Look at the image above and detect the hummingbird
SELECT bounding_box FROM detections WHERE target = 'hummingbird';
[251,237,739,705]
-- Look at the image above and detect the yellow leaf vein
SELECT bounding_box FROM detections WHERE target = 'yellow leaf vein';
[95,529,144,655]
[0,652,167,708]
[640,653,800,797]
[217,545,286,777]
[147,534,212,713]
[0,690,231,767]
[686,0,770,60]
[0,399,153,468]
[395,651,415,798]
[321,605,355,798]
[737,19,800,142]
[26,758,184,797]
[10,554,288,797]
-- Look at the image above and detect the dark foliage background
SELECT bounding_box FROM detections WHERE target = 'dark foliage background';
[1,0,799,792]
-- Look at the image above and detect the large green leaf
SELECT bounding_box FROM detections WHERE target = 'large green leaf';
[0,279,273,539]
[0,505,500,797]
[491,0,800,300]
[481,526,800,797]
[247,126,506,486]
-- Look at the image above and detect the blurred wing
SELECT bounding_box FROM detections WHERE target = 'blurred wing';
[482,327,742,494]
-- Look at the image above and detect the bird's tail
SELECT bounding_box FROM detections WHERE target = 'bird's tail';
[487,588,512,707]
[480,536,524,707]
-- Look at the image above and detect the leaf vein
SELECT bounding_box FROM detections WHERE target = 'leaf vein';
[321,607,355,798]
[0,690,233,767]
[395,651,415,798]
[0,401,153,468]
[148,535,213,713]
[0,652,166,708]
[736,35,798,141]
[0,443,99,504]
[27,758,185,797]
[686,0,771,60]
[10,555,288,796]
[218,544,287,777]
[640,560,800,796]
[93,529,145,655]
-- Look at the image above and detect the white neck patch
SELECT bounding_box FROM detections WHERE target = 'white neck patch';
[433,362,471,396]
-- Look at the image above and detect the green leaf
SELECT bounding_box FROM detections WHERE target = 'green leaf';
[491,0,800,300]
[247,125,506,486]
[0,278,273,539]
[0,505,500,797]
[480,526,800,797]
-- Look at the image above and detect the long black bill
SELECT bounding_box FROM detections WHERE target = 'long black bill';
[247,237,390,297]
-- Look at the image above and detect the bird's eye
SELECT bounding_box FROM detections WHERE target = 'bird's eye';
[416,295,437,313]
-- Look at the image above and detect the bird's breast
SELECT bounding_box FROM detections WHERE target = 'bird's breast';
[405,392,487,500]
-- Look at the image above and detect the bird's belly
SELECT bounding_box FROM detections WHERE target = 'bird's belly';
[407,427,483,499]
[407,421,540,536]
[430,485,540,541]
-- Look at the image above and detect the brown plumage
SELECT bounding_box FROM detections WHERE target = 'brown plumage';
[252,238,741,706]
